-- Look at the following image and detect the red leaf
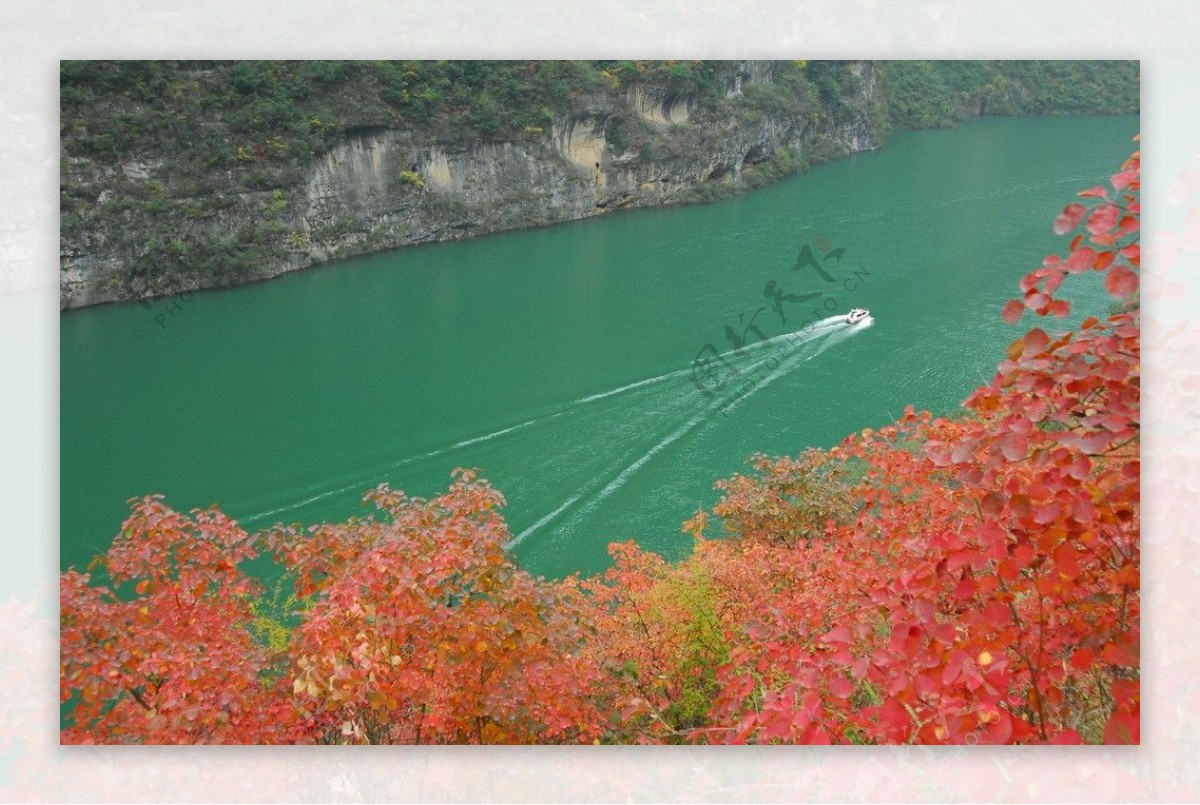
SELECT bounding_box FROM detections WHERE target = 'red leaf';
[980,492,1005,517]
[1053,543,1081,578]
[1071,498,1098,523]
[1049,729,1083,744]
[1105,265,1138,298]
[997,433,1027,462]
[1033,502,1061,525]
[1068,648,1095,672]
[821,626,853,645]
[941,652,966,685]
[929,622,956,645]
[1086,204,1119,237]
[1111,169,1138,191]
[1001,299,1024,324]
[851,656,870,680]
[1065,454,1092,480]
[1024,291,1050,314]
[982,601,1012,629]
[1023,328,1050,353]
[828,675,855,699]
[1112,679,1139,709]
[1046,299,1070,318]
[877,699,913,742]
[1102,640,1140,668]
[1054,203,1086,235]
[1078,185,1109,199]
[979,708,1014,744]
[1063,246,1097,274]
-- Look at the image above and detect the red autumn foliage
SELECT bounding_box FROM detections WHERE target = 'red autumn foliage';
[675,143,1139,745]
[60,499,307,743]
[61,145,1139,744]
[269,470,605,744]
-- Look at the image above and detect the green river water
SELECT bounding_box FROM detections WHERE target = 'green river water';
[60,116,1138,579]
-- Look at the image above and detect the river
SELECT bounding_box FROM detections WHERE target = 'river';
[60,115,1139,579]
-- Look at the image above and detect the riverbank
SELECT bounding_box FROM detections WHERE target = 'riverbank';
[60,61,1139,309]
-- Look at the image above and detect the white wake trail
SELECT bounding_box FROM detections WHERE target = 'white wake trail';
[719,317,872,415]
[452,416,542,449]
[509,493,583,547]
[564,315,846,408]
[244,315,864,530]
[240,415,555,526]
[556,318,872,527]
[591,345,815,505]
[242,479,366,524]
[514,340,812,541]
[575,367,694,404]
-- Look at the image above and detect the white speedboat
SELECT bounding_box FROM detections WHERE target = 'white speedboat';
[846,308,870,325]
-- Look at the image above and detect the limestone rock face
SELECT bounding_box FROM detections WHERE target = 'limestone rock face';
[61,61,886,309]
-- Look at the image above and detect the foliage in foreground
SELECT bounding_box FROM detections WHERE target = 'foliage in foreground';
[61,147,1140,744]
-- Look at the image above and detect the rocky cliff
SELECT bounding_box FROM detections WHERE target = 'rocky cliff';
[60,60,1135,309]
[295,63,879,263]
[61,61,890,308]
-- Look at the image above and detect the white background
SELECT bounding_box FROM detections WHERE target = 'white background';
[2,1,1197,801]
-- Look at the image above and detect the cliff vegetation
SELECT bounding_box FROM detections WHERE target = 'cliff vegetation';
[60,60,1138,307]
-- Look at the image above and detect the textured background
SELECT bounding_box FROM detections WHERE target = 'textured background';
[3,1,1196,800]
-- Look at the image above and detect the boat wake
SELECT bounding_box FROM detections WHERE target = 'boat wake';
[509,315,873,544]
[240,313,870,531]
